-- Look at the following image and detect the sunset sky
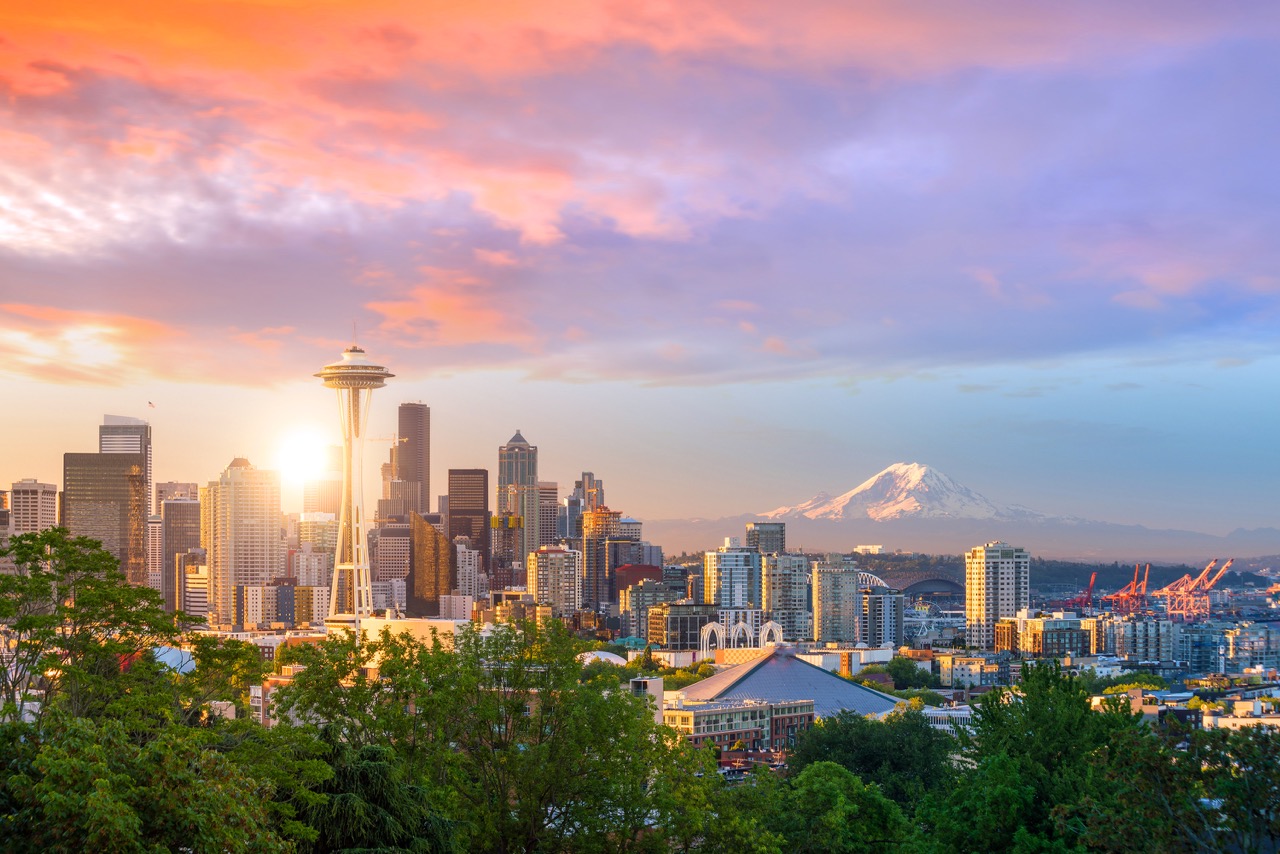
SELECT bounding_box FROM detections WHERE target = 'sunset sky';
[1,2,1277,535]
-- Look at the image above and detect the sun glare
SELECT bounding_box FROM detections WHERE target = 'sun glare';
[274,426,331,484]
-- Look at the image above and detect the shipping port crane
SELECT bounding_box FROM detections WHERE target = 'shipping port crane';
[1063,571,1098,614]
[1152,558,1233,621]
[1102,563,1150,616]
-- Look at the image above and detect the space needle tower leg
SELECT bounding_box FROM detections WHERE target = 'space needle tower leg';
[316,347,393,635]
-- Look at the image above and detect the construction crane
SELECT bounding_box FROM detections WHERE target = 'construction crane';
[1159,558,1233,621]
[1063,571,1098,614]
[1102,563,1150,616]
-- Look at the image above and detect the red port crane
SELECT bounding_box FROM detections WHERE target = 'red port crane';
[1158,558,1233,621]
[1064,571,1098,614]
[1103,563,1150,616]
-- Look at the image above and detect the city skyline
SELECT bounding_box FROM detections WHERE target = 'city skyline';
[2,3,1279,536]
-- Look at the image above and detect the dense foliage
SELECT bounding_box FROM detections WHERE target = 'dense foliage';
[6,530,1280,851]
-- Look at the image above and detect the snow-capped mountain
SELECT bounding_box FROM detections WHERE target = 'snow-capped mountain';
[642,459,1280,559]
[763,462,1039,522]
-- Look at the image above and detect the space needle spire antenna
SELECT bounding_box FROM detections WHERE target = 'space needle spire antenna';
[316,344,394,633]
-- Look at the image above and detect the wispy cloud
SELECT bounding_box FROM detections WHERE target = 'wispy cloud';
[0,2,1278,386]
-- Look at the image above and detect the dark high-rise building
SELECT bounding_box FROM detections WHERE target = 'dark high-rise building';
[62,452,147,584]
[647,602,718,650]
[408,511,455,617]
[397,403,430,514]
[745,522,786,555]
[447,468,490,573]
[161,498,201,612]
[99,416,152,513]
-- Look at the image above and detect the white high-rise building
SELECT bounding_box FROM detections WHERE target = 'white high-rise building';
[183,564,209,617]
[456,540,485,599]
[10,479,58,534]
[537,482,559,547]
[763,553,812,640]
[965,541,1031,650]
[146,514,163,591]
[528,545,583,616]
[703,538,763,608]
[205,459,282,626]
[371,522,411,582]
[813,560,863,643]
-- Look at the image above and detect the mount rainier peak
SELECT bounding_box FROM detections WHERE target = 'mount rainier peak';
[763,462,1036,522]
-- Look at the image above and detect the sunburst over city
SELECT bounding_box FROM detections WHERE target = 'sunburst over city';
[2,2,1279,851]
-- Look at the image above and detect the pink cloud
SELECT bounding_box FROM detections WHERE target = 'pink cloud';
[0,303,181,384]
[474,248,520,267]
[366,268,535,349]
[2,1,1260,249]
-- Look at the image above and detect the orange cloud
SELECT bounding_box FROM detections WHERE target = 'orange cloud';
[0,303,181,384]
[366,268,534,349]
[1,1,1238,91]
[1,0,1244,246]
[0,304,332,386]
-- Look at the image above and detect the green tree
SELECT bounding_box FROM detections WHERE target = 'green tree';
[2,715,286,853]
[768,762,909,853]
[276,621,711,853]
[302,737,455,853]
[1192,725,1280,852]
[790,705,954,811]
[885,656,940,689]
[1059,725,1212,853]
[921,661,1138,851]
[1076,671,1169,695]
[213,718,336,849]
[0,529,181,724]
[918,752,1040,854]
[698,768,786,854]
[177,635,272,723]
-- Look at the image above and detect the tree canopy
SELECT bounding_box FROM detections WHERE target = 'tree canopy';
[8,530,1280,852]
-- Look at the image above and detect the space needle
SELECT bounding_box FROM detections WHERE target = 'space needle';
[316,345,394,633]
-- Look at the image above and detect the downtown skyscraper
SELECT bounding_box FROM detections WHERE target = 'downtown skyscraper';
[99,415,152,511]
[396,402,430,514]
[447,468,491,573]
[580,506,622,613]
[161,497,201,612]
[496,430,538,575]
[204,458,282,626]
[62,451,147,584]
